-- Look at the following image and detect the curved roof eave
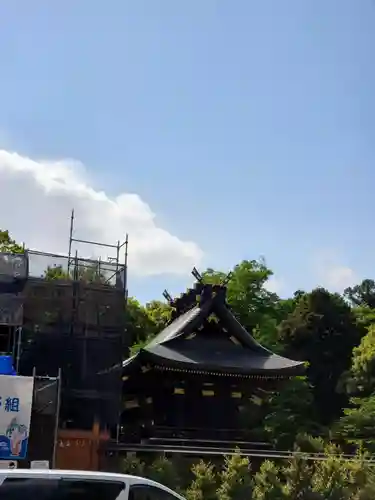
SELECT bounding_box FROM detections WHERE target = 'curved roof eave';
[143,347,305,377]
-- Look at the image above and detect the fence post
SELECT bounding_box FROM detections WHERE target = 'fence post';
[52,368,62,469]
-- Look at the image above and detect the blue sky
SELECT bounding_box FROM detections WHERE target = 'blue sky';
[0,1,374,303]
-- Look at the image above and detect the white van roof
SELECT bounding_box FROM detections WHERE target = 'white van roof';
[0,469,186,500]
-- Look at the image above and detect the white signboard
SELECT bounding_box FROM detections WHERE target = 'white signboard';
[0,376,34,460]
[30,460,49,469]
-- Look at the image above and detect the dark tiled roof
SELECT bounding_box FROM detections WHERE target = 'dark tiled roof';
[123,286,305,376]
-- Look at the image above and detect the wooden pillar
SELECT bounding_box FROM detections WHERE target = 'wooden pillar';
[90,419,101,471]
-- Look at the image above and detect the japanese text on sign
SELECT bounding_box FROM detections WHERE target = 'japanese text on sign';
[0,376,33,460]
[0,397,20,413]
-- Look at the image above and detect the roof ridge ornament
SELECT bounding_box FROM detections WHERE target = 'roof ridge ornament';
[191,267,203,283]
[162,289,173,304]
[165,267,234,318]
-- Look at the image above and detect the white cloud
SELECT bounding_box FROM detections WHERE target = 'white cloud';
[323,266,357,291]
[312,249,358,292]
[0,149,203,276]
[265,276,284,295]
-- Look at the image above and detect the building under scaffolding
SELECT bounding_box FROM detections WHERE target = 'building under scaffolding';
[20,253,127,430]
[0,214,128,458]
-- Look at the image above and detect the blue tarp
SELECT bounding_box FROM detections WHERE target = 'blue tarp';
[0,356,16,376]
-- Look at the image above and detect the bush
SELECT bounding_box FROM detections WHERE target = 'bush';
[253,460,284,500]
[121,456,146,476]
[120,450,375,500]
[252,446,375,500]
[148,456,182,492]
[217,452,252,500]
[186,460,218,500]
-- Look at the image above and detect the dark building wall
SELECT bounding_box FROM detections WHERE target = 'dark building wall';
[19,278,126,430]
[22,278,125,336]
[121,368,275,442]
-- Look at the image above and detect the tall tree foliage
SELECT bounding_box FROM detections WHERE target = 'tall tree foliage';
[261,376,320,449]
[202,259,283,348]
[350,325,375,395]
[344,279,375,308]
[0,230,24,253]
[334,324,375,453]
[278,288,363,423]
[334,395,375,452]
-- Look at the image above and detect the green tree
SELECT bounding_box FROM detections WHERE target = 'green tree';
[350,325,375,395]
[295,433,325,454]
[251,292,306,353]
[278,288,363,424]
[333,395,375,453]
[145,300,172,331]
[338,324,375,397]
[148,456,182,492]
[253,460,284,500]
[202,259,283,349]
[217,453,252,500]
[353,306,375,330]
[226,259,279,331]
[310,445,368,500]
[44,262,106,283]
[126,297,156,347]
[252,316,282,353]
[333,326,375,453]
[253,447,374,500]
[186,461,218,500]
[0,230,23,253]
[127,299,174,356]
[262,376,321,449]
[282,455,314,500]
[44,265,70,280]
[273,291,306,324]
[344,280,375,309]
[201,268,227,285]
[120,455,146,476]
